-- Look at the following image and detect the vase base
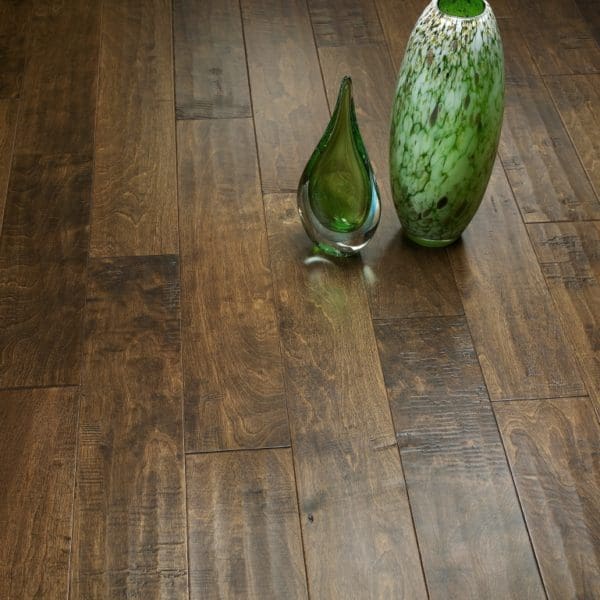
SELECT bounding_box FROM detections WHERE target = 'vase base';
[404,231,460,248]
[314,242,359,258]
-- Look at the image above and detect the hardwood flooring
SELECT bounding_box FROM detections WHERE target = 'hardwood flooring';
[0,0,598,598]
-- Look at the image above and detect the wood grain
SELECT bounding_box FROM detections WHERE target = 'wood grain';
[528,222,600,419]
[15,0,101,156]
[174,0,250,119]
[499,78,600,222]
[495,20,600,222]
[0,0,30,98]
[495,398,600,599]
[448,162,585,401]
[376,317,545,599]
[0,99,17,229]
[308,0,384,46]
[373,0,425,70]
[265,193,428,599]
[545,74,600,199]
[242,0,330,192]
[0,154,92,387]
[518,0,600,75]
[71,256,188,599]
[187,449,308,599]
[177,119,289,452]
[575,0,600,44]
[319,45,464,318]
[90,0,178,256]
[497,17,541,87]
[0,387,77,600]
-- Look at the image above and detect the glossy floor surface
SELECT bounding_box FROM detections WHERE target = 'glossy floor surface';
[0,0,599,598]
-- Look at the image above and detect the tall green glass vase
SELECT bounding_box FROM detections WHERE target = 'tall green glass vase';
[390,0,504,247]
[298,76,381,257]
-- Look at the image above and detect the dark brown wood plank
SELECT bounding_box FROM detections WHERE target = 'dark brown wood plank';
[308,0,384,46]
[0,0,30,98]
[448,162,585,401]
[496,19,600,220]
[0,387,77,599]
[265,193,428,599]
[0,99,17,228]
[528,222,600,419]
[71,255,188,598]
[174,0,250,119]
[242,0,330,192]
[517,0,600,75]
[376,316,545,598]
[187,449,308,599]
[575,0,600,44]
[374,0,427,70]
[499,78,600,222]
[15,0,101,156]
[177,119,289,452]
[0,154,91,387]
[90,0,178,256]
[545,74,600,199]
[318,45,464,318]
[495,398,600,598]
[497,17,541,87]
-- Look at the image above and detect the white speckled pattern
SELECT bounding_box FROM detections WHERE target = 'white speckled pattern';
[390,0,504,246]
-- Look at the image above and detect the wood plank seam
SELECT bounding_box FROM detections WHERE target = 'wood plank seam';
[237,6,314,578]
[304,0,333,114]
[460,311,550,598]
[460,281,560,599]
[168,0,192,594]
[490,400,550,598]
[541,73,600,206]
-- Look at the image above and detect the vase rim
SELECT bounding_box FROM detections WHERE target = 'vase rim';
[434,0,490,21]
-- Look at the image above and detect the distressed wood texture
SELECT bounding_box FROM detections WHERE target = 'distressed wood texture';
[187,449,308,599]
[448,163,585,401]
[546,74,600,198]
[174,0,250,119]
[498,20,600,222]
[528,222,600,418]
[71,256,188,599]
[0,155,92,387]
[318,44,464,318]
[90,0,178,256]
[495,398,600,599]
[177,119,289,452]
[15,0,101,156]
[376,316,545,599]
[0,0,30,98]
[242,0,330,192]
[308,0,384,46]
[265,193,428,599]
[500,80,600,221]
[374,0,427,70]
[0,99,17,228]
[575,0,600,44]
[0,388,77,600]
[516,0,600,75]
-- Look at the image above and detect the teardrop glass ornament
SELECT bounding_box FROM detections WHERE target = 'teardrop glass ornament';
[297,76,381,257]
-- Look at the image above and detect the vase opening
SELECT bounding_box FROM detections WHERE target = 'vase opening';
[437,0,485,18]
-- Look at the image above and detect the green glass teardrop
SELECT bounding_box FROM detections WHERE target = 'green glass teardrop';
[297,76,380,257]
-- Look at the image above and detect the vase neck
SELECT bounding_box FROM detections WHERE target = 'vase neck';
[437,0,485,18]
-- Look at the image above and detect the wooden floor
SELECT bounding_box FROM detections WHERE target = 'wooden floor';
[0,0,599,598]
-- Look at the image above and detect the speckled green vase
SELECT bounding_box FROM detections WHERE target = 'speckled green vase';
[298,76,381,257]
[389,0,504,247]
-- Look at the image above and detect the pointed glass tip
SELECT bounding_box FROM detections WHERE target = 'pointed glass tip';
[296,76,381,257]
